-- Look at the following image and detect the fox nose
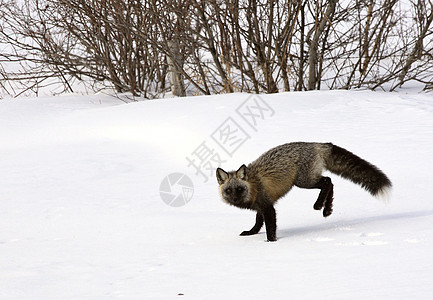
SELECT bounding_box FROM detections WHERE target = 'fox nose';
[232,197,239,202]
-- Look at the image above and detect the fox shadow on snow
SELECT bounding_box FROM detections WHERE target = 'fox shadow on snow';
[274,209,433,240]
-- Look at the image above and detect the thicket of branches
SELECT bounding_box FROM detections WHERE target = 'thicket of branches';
[1,0,432,98]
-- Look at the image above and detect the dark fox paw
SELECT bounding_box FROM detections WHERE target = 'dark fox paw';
[313,199,325,210]
[240,230,256,236]
[266,236,277,242]
[314,202,324,210]
[323,207,333,217]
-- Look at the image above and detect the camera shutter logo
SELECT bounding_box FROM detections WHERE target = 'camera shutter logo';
[159,173,194,207]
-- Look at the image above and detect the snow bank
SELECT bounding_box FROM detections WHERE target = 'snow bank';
[1,90,432,298]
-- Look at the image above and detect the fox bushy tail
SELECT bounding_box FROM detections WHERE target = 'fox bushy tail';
[325,145,392,198]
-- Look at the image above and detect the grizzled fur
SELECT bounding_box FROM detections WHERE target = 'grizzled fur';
[216,142,392,242]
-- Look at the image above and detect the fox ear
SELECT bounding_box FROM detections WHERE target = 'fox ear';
[216,168,229,184]
[236,164,248,180]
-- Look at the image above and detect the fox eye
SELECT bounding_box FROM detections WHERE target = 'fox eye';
[225,188,232,194]
[236,187,244,192]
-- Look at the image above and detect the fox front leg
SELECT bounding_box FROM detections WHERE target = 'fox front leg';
[262,206,277,242]
[240,212,264,236]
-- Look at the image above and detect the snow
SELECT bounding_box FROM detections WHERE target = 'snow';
[1,90,433,298]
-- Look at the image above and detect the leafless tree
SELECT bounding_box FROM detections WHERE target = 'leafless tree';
[1,0,432,98]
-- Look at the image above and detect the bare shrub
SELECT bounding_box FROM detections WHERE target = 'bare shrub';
[1,0,432,98]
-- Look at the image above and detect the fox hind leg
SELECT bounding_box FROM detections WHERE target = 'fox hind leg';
[322,184,334,217]
[312,176,334,217]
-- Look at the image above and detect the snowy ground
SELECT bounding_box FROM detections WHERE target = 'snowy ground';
[1,90,433,299]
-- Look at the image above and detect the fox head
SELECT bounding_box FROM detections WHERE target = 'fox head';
[216,164,253,209]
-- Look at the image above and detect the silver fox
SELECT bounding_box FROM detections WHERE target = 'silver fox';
[216,142,392,242]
